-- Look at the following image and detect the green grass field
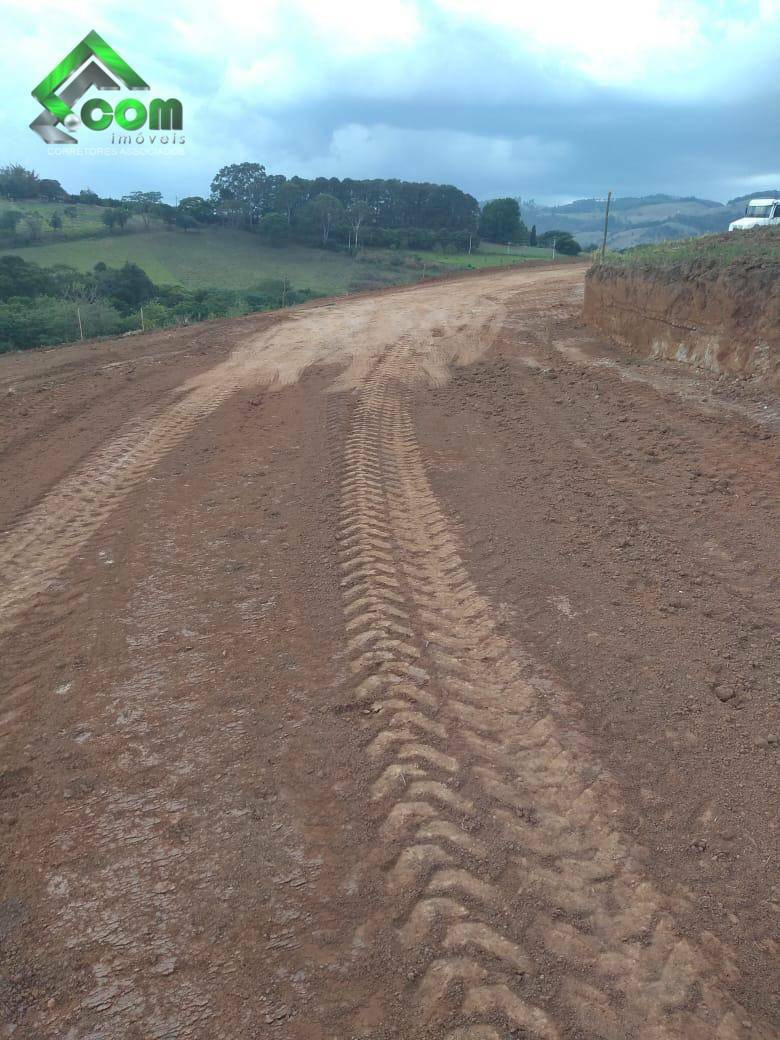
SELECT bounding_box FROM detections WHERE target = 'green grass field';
[0,199,142,243]
[1,228,557,295]
[428,243,555,267]
[4,230,364,294]
[603,227,780,269]
[479,242,556,259]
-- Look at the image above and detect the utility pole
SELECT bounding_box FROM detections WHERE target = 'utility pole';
[601,190,613,260]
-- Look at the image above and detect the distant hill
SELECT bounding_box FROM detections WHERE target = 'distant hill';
[727,191,780,206]
[516,193,780,250]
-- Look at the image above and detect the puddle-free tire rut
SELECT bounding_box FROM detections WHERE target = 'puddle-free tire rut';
[0,267,776,1039]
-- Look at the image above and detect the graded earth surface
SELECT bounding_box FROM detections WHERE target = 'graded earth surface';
[1,266,778,1039]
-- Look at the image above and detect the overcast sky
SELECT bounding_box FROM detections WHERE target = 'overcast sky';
[3,0,779,205]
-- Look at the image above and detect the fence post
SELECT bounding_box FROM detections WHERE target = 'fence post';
[140,306,145,331]
[76,306,84,341]
[601,190,613,260]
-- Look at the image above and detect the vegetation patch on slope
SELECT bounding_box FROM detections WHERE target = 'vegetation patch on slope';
[599,227,780,270]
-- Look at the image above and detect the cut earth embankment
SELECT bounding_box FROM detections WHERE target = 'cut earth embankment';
[584,232,780,388]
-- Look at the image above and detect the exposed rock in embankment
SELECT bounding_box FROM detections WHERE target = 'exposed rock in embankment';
[584,253,780,388]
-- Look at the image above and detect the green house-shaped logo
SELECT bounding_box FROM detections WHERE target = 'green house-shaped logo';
[31,31,149,143]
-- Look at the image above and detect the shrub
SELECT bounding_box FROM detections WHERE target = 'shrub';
[93,261,155,313]
[258,212,289,245]
[139,301,176,329]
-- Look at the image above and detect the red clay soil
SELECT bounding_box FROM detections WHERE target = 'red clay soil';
[585,245,780,388]
[0,267,778,1039]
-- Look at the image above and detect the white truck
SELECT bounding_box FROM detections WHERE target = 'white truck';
[729,198,780,231]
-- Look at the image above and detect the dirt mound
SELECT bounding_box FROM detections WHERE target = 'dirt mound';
[584,246,780,387]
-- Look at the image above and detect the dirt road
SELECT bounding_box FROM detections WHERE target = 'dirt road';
[1,266,778,1039]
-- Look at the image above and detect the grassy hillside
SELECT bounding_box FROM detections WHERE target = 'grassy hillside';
[0,199,143,243]
[1,229,556,296]
[600,227,780,269]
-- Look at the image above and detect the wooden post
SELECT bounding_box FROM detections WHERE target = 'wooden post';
[76,306,84,341]
[601,190,613,260]
[140,306,144,331]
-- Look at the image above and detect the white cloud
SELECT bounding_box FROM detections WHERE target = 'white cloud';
[1,0,778,203]
[8,0,780,115]
[301,0,422,50]
[434,0,780,96]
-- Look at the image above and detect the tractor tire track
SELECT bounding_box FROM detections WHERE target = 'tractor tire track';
[0,269,575,641]
[339,348,772,1039]
[0,380,242,637]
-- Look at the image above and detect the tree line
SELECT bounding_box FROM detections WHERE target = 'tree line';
[0,162,483,252]
[0,161,580,254]
[200,163,483,251]
[479,197,581,254]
